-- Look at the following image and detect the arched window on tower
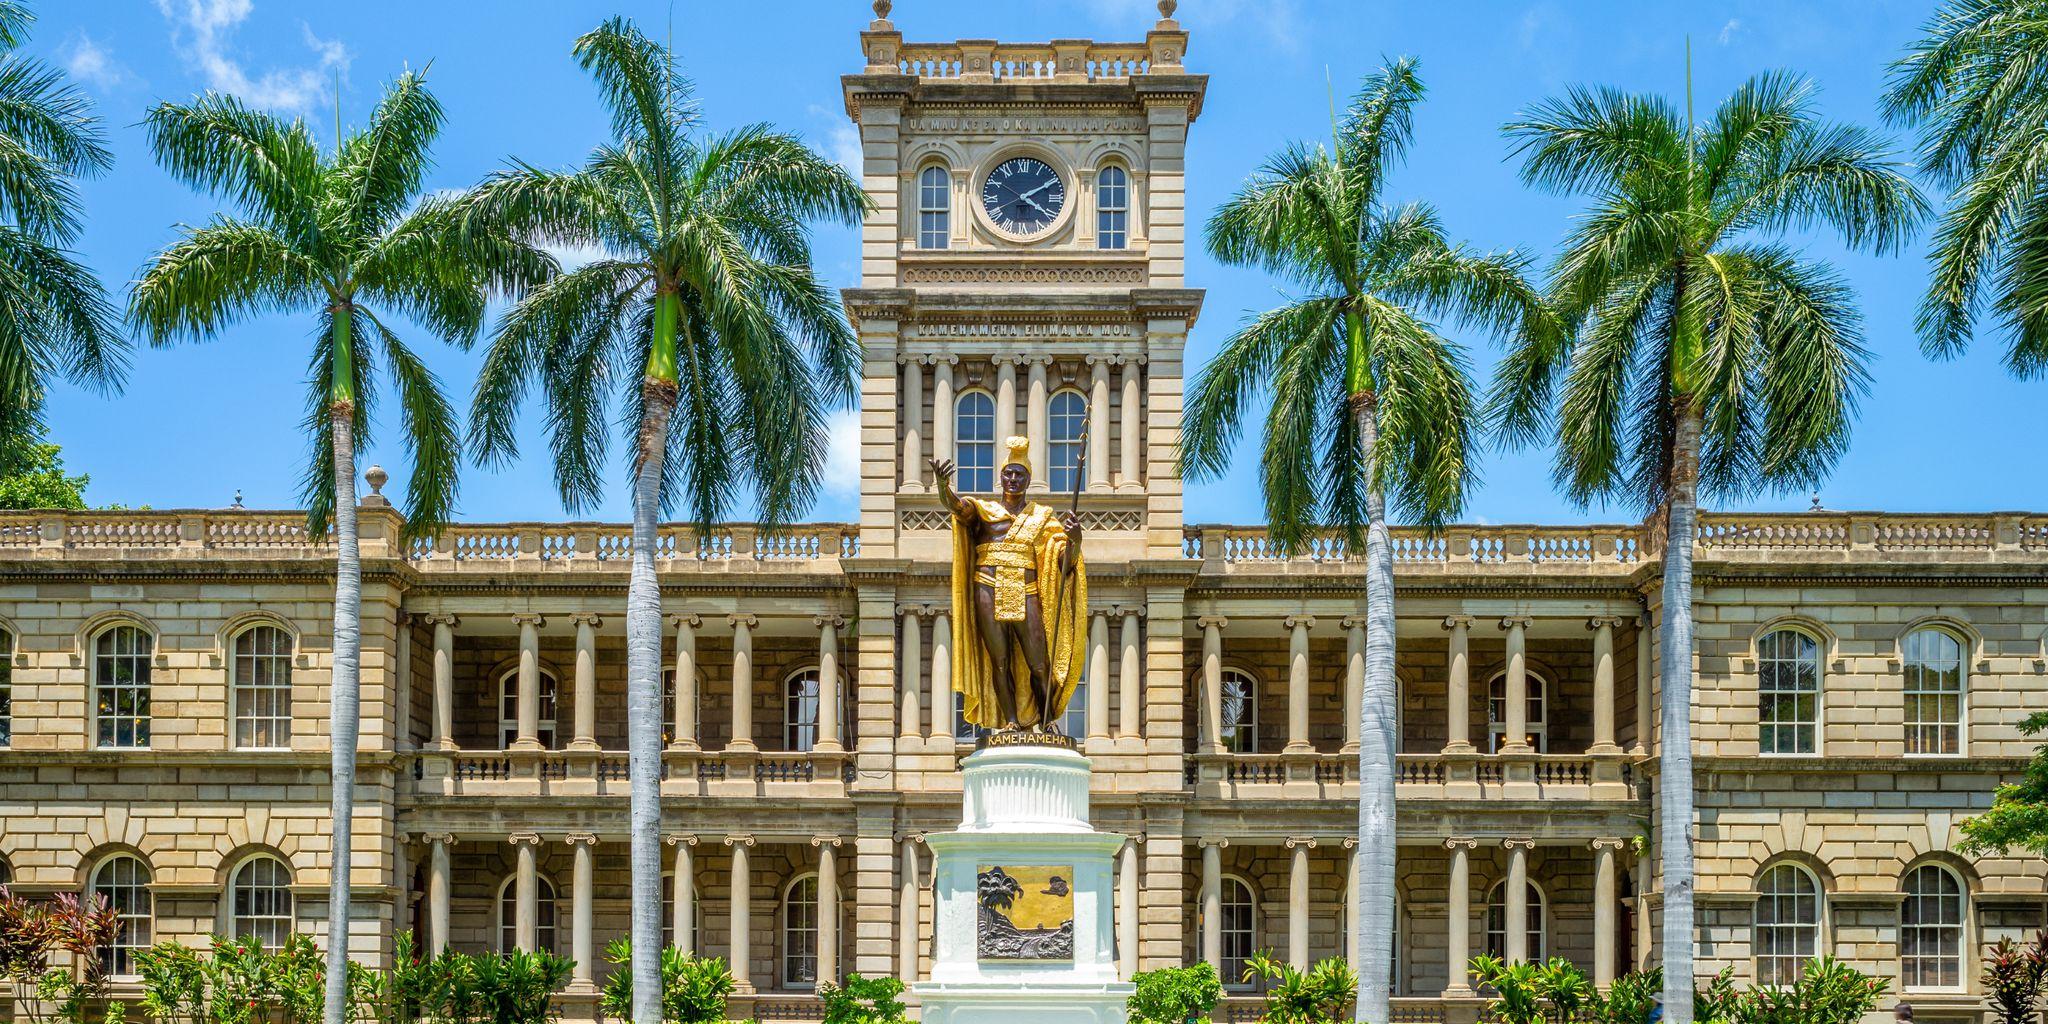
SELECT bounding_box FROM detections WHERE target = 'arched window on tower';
[93,625,153,749]
[954,390,996,493]
[231,624,294,749]
[919,165,950,250]
[1097,164,1129,249]
[1758,629,1823,755]
[1048,389,1087,493]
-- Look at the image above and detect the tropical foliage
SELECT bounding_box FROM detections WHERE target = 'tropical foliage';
[818,973,909,1024]
[0,0,126,458]
[595,940,735,1024]
[0,887,122,1024]
[136,934,365,1024]
[1126,962,1223,1024]
[1958,708,2048,856]
[1981,932,2048,1024]
[1238,951,1354,1024]
[0,428,89,509]
[1491,70,1923,1021]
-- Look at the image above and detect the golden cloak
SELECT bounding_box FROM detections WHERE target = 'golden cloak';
[950,497,1089,729]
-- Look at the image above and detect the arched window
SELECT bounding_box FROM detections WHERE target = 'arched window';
[1220,668,1259,754]
[0,625,13,747]
[1218,876,1256,990]
[90,854,151,976]
[1754,863,1822,985]
[497,669,559,749]
[1048,389,1087,493]
[1096,165,1129,249]
[660,873,702,951]
[1484,880,1546,962]
[232,625,293,749]
[1901,865,1965,990]
[1758,629,1822,755]
[782,874,821,987]
[1486,672,1549,753]
[1902,629,1965,756]
[954,390,996,493]
[918,165,950,250]
[94,626,153,749]
[785,669,822,751]
[230,856,294,948]
[496,874,559,953]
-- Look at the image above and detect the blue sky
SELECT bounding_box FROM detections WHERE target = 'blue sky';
[24,0,2043,524]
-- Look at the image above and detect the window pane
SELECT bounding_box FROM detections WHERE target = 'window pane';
[1048,390,1087,493]
[233,626,294,749]
[1757,631,1821,756]
[1097,166,1128,250]
[0,628,12,747]
[785,671,821,751]
[1219,878,1255,988]
[1483,882,1546,962]
[1902,630,1964,756]
[955,392,996,493]
[92,856,151,977]
[919,166,950,250]
[1900,865,1963,989]
[1220,670,1258,754]
[1754,865,1820,986]
[499,877,558,953]
[95,627,152,749]
[784,876,821,986]
[499,671,560,749]
[232,858,293,949]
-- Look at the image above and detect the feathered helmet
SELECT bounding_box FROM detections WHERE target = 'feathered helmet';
[1001,435,1032,475]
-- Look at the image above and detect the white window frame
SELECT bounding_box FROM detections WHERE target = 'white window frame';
[1902,629,1966,756]
[1219,667,1260,754]
[782,873,821,988]
[228,855,294,948]
[1096,164,1129,250]
[90,854,152,978]
[784,667,822,752]
[1758,629,1823,756]
[918,164,950,250]
[231,625,294,750]
[1047,388,1087,493]
[495,873,559,954]
[954,389,997,493]
[93,626,153,749]
[497,667,559,750]
[1484,879,1547,962]
[1485,671,1549,753]
[1217,874,1257,991]
[1900,864,1966,992]
[1754,863,1822,986]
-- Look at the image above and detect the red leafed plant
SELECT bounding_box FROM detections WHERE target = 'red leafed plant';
[1984,932,2048,1024]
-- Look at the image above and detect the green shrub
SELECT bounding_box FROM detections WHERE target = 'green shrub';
[818,973,907,1024]
[1735,957,1887,1024]
[1126,962,1223,1024]
[1240,951,1353,1024]
[1983,932,2048,1024]
[596,940,734,1024]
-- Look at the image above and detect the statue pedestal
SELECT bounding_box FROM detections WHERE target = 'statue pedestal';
[915,743,1131,1024]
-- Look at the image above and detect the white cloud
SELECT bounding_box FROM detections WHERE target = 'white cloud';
[1080,0,1301,52]
[1717,18,1742,44]
[64,33,130,90]
[806,104,863,176]
[154,0,351,114]
[823,408,862,500]
[543,241,618,272]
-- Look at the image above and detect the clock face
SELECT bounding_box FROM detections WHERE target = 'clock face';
[981,157,1066,237]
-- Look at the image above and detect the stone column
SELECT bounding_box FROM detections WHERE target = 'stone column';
[1500,618,1532,753]
[726,835,754,989]
[393,614,413,749]
[995,358,1018,440]
[1198,617,1226,755]
[931,357,956,468]
[1590,618,1621,754]
[1592,838,1622,989]
[1286,837,1315,969]
[1343,839,1361,968]
[570,614,600,751]
[901,357,924,492]
[568,834,597,988]
[1503,838,1533,962]
[1199,839,1224,972]
[1442,838,1476,996]
[426,834,452,955]
[815,616,844,752]
[930,611,953,740]
[1117,608,1143,739]
[815,838,840,986]
[897,837,921,982]
[1634,614,1652,756]
[430,615,457,750]
[1116,356,1143,490]
[1440,616,1473,753]
[1285,616,1315,754]
[671,614,700,750]
[1087,610,1111,742]
[728,615,757,752]
[1117,835,1140,979]
[1026,356,1048,475]
[512,615,545,751]
[899,607,924,741]
[1086,356,1111,491]
[1341,617,1366,754]
[669,835,696,955]
[512,833,540,951]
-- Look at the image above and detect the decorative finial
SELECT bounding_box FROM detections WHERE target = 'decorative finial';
[874,0,892,19]
[1808,491,1824,512]
[366,465,388,497]
[1158,0,1177,18]
[231,489,244,510]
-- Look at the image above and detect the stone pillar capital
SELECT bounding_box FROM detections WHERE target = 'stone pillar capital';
[1284,615,1316,631]
[1443,837,1480,853]
[1114,605,1147,619]
[571,613,603,627]
[724,834,755,848]
[894,831,928,845]
[1499,616,1531,631]
[665,834,699,848]
[565,833,598,848]
[1442,615,1472,630]
[424,613,460,627]
[814,614,846,631]
[1588,616,1625,630]
[1502,837,1536,852]
[509,832,542,847]
[1590,837,1629,853]
[1196,615,1228,629]
[667,612,702,629]
[1198,836,1230,850]
[1284,836,1318,850]
[422,832,455,847]
[1340,616,1367,630]
[1340,837,1358,850]
[811,835,843,849]
[511,614,545,628]
[728,613,757,629]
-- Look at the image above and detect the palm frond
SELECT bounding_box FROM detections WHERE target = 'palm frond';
[1504,84,1685,197]
[333,68,445,239]
[1361,295,1477,528]
[299,308,376,539]
[1179,297,1344,483]
[0,226,126,396]
[1339,55,1424,208]
[359,308,462,537]
[129,219,322,344]
[142,94,323,243]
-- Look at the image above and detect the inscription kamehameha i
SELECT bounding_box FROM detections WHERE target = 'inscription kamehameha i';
[910,322,1135,340]
[976,865,1076,960]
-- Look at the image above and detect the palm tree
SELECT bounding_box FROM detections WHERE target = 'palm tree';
[130,73,544,1024]
[1492,71,1923,1021]
[0,0,125,454]
[459,20,865,1021]
[1885,0,2048,376]
[1181,58,1553,1024]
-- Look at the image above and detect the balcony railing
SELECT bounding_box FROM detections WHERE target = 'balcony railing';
[412,747,855,799]
[1185,752,1636,801]
[407,522,858,567]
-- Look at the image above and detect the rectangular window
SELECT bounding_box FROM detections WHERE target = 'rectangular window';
[918,167,950,250]
[1757,630,1820,755]
[1097,166,1128,249]
[232,626,293,748]
[95,628,152,749]
[1903,630,1964,756]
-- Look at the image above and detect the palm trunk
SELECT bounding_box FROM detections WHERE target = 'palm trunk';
[628,377,676,1024]
[1352,391,1397,1024]
[322,404,361,1024]
[1657,402,1703,1023]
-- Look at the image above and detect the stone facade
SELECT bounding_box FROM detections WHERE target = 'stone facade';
[2,7,2046,1024]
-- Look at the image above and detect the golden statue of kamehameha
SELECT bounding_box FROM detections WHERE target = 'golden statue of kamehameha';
[928,436,1088,733]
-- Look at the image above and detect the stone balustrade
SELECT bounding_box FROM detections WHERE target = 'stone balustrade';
[411,747,855,800]
[1183,752,1635,803]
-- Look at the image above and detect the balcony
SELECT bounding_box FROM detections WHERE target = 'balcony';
[1184,751,1637,802]
[409,747,856,800]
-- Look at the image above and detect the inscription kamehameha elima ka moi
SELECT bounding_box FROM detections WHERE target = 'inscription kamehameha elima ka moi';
[976,864,1076,960]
